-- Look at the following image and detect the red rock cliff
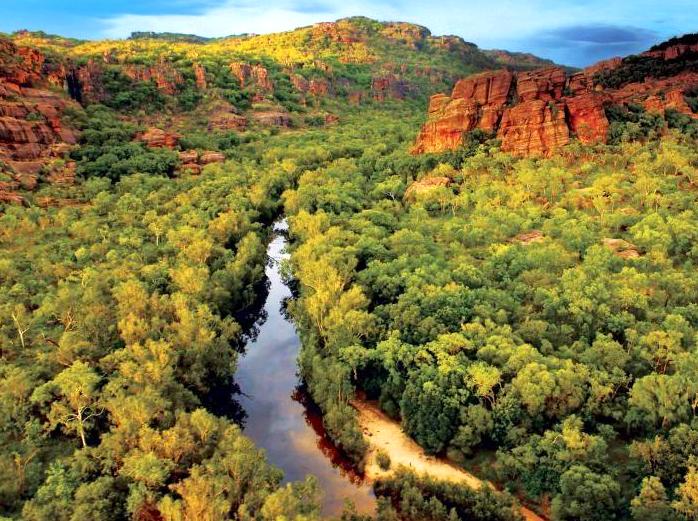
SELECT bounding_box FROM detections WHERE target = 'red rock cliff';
[0,38,78,192]
[413,53,698,156]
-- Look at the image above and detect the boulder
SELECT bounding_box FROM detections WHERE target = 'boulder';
[603,238,641,259]
[513,230,545,245]
[178,150,199,164]
[181,163,202,175]
[198,151,225,165]
[137,128,181,149]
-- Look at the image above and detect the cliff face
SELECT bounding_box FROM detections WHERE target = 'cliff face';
[413,41,698,156]
[0,38,78,198]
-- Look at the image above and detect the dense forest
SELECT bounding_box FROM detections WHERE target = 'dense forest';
[1,16,698,521]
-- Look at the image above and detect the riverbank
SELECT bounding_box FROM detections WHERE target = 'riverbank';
[351,399,545,521]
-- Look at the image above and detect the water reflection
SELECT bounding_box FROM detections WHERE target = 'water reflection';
[233,221,377,516]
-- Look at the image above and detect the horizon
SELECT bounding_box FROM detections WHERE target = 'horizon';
[1,1,696,67]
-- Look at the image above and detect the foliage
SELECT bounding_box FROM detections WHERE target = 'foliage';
[374,468,523,521]
[70,105,179,181]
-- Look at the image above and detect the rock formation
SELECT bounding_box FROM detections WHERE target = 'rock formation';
[122,63,184,95]
[413,45,698,156]
[0,37,78,193]
[229,62,274,95]
[178,150,226,175]
[137,128,181,149]
[371,74,411,101]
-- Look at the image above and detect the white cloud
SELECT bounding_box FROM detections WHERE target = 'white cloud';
[100,0,400,38]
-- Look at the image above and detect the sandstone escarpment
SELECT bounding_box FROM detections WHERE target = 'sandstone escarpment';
[0,37,78,194]
[414,51,698,156]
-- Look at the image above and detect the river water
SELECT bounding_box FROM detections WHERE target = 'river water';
[234,221,377,516]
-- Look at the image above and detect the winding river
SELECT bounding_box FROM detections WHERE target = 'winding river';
[234,221,377,516]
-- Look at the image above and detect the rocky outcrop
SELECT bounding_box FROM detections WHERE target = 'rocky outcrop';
[0,37,78,185]
[193,63,207,90]
[414,68,579,156]
[208,112,248,131]
[381,22,430,49]
[413,70,513,153]
[178,149,225,175]
[603,238,641,259]
[565,93,610,144]
[291,74,331,102]
[413,50,698,156]
[137,128,181,149]
[229,62,274,94]
[516,67,566,102]
[311,22,361,44]
[252,108,291,127]
[371,74,411,101]
[123,62,184,95]
[642,42,698,61]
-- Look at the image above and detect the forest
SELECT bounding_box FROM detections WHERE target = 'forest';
[1,16,698,521]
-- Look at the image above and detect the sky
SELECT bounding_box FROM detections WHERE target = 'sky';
[0,0,695,67]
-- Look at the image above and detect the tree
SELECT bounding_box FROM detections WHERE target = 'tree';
[31,362,102,448]
[630,476,674,521]
[551,465,621,521]
[673,467,698,519]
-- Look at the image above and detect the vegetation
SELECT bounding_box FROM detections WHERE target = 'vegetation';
[0,102,304,517]
[376,450,391,471]
[69,106,179,181]
[280,111,698,519]
[3,18,698,521]
[374,468,522,521]
[595,50,698,89]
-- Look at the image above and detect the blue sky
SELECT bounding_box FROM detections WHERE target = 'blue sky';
[1,0,695,66]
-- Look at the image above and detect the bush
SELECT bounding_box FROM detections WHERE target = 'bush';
[375,449,391,471]
[374,468,523,521]
[71,105,179,181]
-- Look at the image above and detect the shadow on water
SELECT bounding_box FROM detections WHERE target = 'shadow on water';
[229,220,377,516]
[201,272,272,425]
[292,385,367,486]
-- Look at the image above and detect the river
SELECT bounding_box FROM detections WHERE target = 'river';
[234,221,377,516]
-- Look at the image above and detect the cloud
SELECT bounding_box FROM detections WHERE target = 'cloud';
[100,0,399,38]
[523,23,660,65]
[545,24,658,46]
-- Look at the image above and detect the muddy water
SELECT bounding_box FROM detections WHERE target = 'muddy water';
[234,221,376,516]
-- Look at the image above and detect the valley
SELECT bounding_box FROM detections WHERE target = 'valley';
[0,14,697,521]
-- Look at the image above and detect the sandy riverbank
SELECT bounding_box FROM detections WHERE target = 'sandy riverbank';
[351,399,544,521]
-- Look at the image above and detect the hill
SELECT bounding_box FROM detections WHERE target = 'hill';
[0,17,562,201]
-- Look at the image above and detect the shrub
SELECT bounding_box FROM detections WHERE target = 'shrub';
[375,449,391,471]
